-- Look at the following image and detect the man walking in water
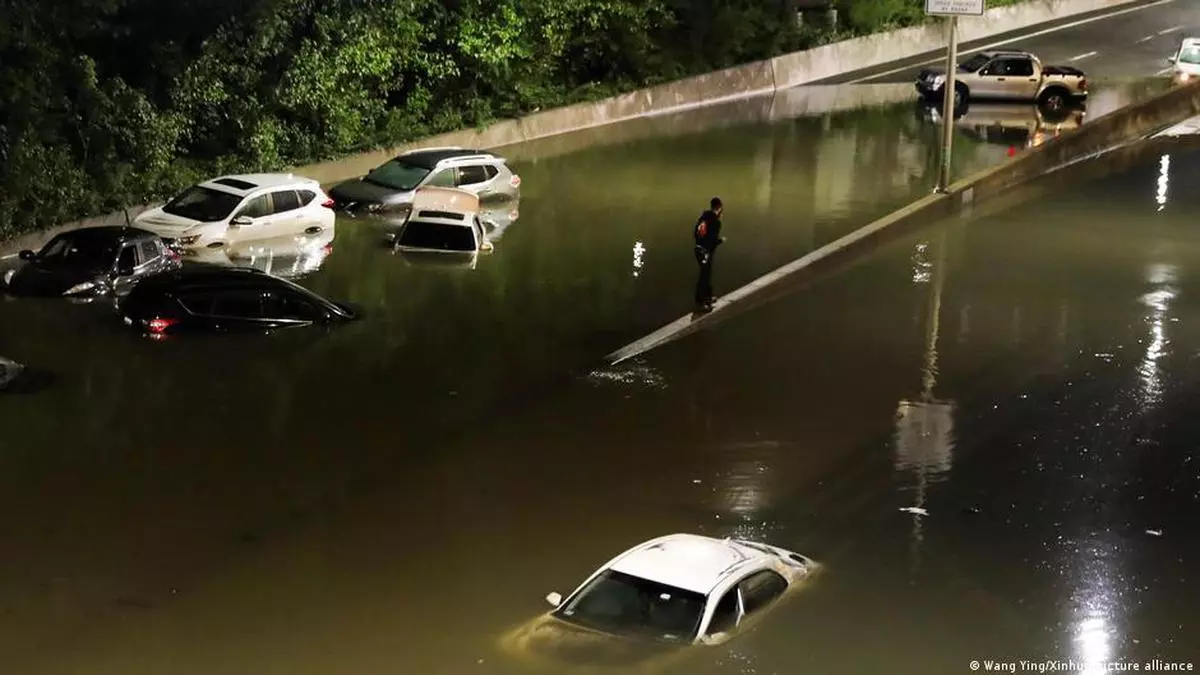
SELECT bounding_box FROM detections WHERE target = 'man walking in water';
[694,197,724,312]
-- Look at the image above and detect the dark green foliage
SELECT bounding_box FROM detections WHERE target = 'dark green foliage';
[0,0,1023,237]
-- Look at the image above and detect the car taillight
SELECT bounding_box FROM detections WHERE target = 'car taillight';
[1079,78,1087,90]
[322,244,333,254]
[165,248,181,261]
[146,317,177,334]
[509,174,521,188]
[321,197,335,209]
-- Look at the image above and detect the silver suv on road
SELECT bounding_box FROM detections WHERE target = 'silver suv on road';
[329,147,521,213]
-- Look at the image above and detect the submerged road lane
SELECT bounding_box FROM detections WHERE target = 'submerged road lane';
[820,0,1195,85]
[19,130,1200,675]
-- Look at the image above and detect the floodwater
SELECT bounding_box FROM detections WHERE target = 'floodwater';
[2,81,1199,674]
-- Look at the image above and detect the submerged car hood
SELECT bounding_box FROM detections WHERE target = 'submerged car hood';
[6,263,106,297]
[329,178,414,209]
[500,614,685,671]
[134,208,202,233]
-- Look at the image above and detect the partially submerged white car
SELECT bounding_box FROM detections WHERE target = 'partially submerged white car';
[500,533,817,670]
[389,186,495,267]
[134,174,335,252]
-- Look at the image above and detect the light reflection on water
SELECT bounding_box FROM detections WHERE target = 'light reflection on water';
[1137,263,1176,409]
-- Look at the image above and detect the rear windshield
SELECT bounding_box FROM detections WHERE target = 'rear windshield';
[398,220,476,252]
[162,186,243,222]
[364,159,431,191]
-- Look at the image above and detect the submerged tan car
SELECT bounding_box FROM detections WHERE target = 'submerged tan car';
[497,534,818,672]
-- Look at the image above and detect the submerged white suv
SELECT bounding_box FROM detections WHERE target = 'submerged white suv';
[134,173,335,252]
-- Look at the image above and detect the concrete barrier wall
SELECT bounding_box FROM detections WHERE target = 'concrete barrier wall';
[606,79,1200,364]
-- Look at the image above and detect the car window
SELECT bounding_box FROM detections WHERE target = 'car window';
[738,570,788,615]
[37,232,120,267]
[1180,45,1200,65]
[365,159,430,191]
[556,570,705,644]
[263,289,323,321]
[456,165,489,186]
[424,169,456,187]
[297,189,316,205]
[483,165,499,180]
[398,220,477,252]
[472,217,484,241]
[162,186,243,222]
[138,241,160,265]
[271,190,301,214]
[236,195,271,220]
[1005,58,1034,77]
[706,588,740,635]
[118,246,138,269]
[957,53,991,72]
[182,289,266,318]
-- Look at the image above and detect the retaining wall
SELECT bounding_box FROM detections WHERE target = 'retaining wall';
[606,78,1200,364]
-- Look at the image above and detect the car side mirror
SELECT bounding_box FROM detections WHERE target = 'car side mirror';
[1168,56,1176,64]
[18,250,35,261]
[230,215,253,227]
[545,592,563,608]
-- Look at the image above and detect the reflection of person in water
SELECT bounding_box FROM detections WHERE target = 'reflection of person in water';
[693,197,725,312]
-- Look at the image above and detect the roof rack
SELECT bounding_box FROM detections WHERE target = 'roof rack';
[402,146,467,154]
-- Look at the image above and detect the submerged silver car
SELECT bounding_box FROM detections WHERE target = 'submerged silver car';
[329,147,521,213]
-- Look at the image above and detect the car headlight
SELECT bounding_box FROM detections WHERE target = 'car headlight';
[63,280,97,296]
[2,269,13,286]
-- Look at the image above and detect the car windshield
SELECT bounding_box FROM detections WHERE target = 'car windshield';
[162,186,243,222]
[36,232,120,268]
[555,570,705,644]
[1179,46,1200,65]
[398,220,477,252]
[958,54,992,72]
[364,159,431,191]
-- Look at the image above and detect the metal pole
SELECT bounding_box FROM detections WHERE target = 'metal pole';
[937,16,959,193]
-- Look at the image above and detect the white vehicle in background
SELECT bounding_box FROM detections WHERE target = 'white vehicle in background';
[134,174,335,253]
[499,533,817,670]
[1167,37,1200,84]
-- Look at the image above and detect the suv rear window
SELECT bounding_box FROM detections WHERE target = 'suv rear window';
[363,159,431,191]
[398,220,477,252]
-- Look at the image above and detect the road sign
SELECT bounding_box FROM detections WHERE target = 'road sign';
[926,0,984,16]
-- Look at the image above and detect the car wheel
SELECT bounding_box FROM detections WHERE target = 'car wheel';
[1039,89,1067,110]
[954,83,968,107]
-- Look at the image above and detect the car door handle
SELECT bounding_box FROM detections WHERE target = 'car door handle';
[997,77,1007,81]
[1028,78,1037,82]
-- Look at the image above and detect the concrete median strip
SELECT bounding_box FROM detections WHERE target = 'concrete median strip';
[606,79,1200,365]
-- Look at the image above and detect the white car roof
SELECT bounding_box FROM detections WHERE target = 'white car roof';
[199,173,320,196]
[607,534,773,595]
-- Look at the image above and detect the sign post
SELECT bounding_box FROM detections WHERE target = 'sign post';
[925,0,985,192]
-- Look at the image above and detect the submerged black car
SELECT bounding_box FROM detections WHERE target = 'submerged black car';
[3,227,180,299]
[118,266,358,337]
